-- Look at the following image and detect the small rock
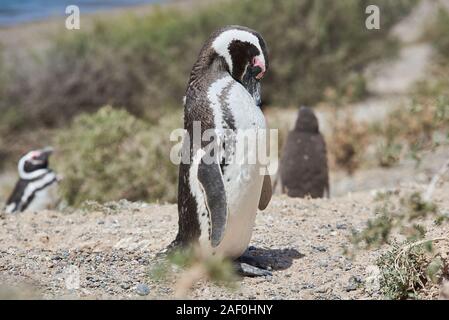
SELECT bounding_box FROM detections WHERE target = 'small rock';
[39,235,50,244]
[344,262,353,271]
[315,286,328,294]
[136,283,150,296]
[336,223,347,230]
[319,260,328,268]
[120,283,131,290]
[346,276,362,292]
[311,245,327,252]
[301,283,315,289]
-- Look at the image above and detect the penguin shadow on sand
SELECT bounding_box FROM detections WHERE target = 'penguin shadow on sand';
[239,246,304,272]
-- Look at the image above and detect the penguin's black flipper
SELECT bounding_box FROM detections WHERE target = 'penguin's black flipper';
[198,160,228,248]
[258,175,272,210]
[4,179,28,213]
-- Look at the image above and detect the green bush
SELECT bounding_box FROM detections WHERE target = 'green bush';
[0,0,417,129]
[377,240,447,300]
[351,192,438,249]
[54,106,181,206]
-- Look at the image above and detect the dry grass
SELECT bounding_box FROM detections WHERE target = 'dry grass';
[328,113,370,174]
[351,190,439,250]
[377,238,449,299]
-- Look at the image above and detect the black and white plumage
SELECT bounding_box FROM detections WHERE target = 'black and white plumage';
[4,147,59,214]
[280,106,329,198]
[174,26,272,266]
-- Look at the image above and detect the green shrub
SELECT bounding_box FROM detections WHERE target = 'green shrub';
[54,106,181,206]
[377,241,431,299]
[377,240,448,299]
[351,192,438,249]
[373,89,449,168]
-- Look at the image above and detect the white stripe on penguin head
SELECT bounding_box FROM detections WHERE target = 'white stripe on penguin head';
[212,29,265,75]
[18,152,49,180]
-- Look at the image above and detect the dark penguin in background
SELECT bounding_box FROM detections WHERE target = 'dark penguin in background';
[280,106,329,198]
[4,147,59,213]
[173,26,272,276]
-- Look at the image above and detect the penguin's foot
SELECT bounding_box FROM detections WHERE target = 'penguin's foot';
[156,239,182,259]
[236,262,272,277]
[235,253,272,277]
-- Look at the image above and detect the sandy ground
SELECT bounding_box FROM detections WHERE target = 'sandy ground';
[0,181,448,300]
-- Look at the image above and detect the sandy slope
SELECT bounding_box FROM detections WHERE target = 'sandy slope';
[0,181,448,300]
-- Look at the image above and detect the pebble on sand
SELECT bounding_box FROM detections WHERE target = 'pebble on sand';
[136,283,150,296]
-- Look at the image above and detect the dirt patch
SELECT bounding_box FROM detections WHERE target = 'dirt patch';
[1,183,448,299]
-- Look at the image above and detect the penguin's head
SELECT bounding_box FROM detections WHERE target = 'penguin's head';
[295,106,319,133]
[193,26,269,106]
[211,25,268,81]
[18,147,54,180]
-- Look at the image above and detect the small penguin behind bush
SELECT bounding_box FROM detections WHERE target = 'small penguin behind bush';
[4,147,60,213]
[279,106,329,198]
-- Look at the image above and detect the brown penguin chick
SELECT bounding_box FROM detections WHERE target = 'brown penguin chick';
[279,106,329,198]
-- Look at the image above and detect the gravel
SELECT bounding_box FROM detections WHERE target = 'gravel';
[0,184,448,299]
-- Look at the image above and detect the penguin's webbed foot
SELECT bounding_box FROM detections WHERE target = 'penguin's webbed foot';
[236,262,272,277]
[156,238,182,259]
[235,253,272,277]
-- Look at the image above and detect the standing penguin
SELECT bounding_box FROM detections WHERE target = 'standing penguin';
[173,26,272,276]
[280,106,329,198]
[4,147,59,213]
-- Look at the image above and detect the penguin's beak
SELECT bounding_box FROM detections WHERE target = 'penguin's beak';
[252,56,266,80]
[35,147,54,162]
[242,70,262,108]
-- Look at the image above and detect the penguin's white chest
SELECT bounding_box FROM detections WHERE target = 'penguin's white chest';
[219,158,264,257]
[25,182,59,212]
[199,77,267,258]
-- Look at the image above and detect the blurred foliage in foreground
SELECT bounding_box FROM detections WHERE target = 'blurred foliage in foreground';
[0,0,416,135]
[150,246,238,298]
[54,106,180,206]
